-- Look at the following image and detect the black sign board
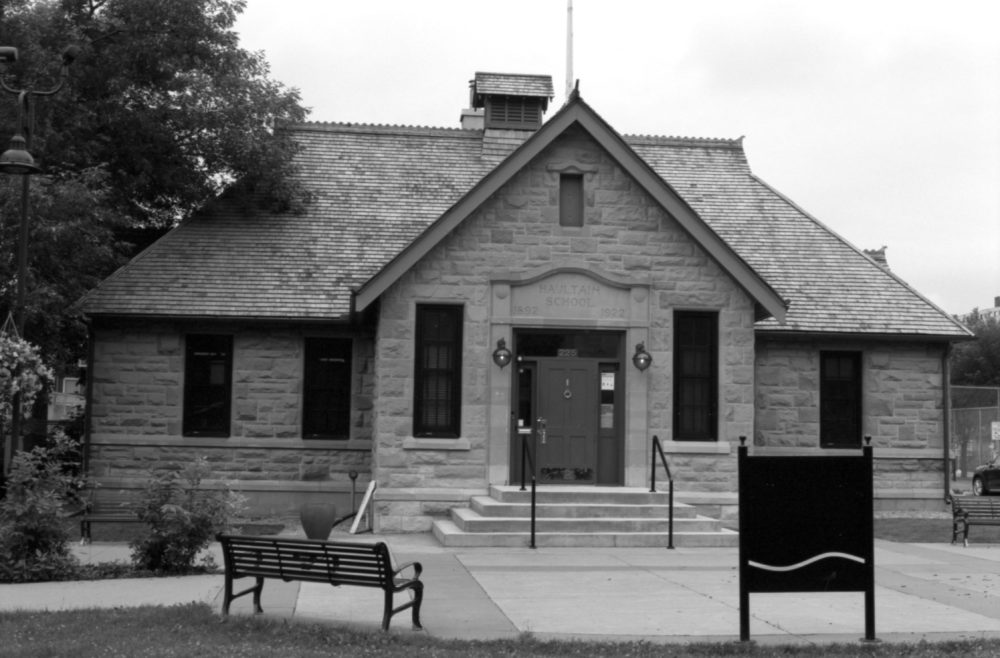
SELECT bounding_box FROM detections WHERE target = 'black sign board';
[738,437,875,641]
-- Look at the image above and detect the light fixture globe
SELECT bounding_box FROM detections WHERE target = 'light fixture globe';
[0,132,40,175]
[632,342,652,371]
[492,338,513,369]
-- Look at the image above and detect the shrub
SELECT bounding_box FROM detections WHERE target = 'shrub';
[0,433,87,582]
[0,332,54,437]
[129,458,244,573]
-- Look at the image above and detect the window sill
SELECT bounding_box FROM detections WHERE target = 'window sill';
[403,437,471,451]
[661,440,731,455]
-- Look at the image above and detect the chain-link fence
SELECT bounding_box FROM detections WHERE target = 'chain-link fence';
[952,386,1000,476]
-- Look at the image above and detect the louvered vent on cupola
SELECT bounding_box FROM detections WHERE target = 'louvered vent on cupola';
[470,72,554,131]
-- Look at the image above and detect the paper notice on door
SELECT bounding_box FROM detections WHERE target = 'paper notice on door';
[601,372,615,390]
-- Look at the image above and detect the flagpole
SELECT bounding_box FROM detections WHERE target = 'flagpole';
[565,0,574,101]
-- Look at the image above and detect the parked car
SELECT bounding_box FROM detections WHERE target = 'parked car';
[972,457,1000,495]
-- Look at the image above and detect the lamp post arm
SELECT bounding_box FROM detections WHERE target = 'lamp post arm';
[0,44,77,97]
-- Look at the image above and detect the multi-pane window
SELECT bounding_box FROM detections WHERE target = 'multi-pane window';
[820,351,862,448]
[302,338,352,439]
[414,305,463,437]
[559,173,584,227]
[673,312,718,441]
[183,334,232,437]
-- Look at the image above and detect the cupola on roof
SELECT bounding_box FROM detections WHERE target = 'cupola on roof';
[471,72,554,107]
[470,72,554,131]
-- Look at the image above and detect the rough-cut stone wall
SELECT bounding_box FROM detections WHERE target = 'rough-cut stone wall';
[754,336,948,502]
[87,320,374,514]
[754,338,946,448]
[373,126,758,530]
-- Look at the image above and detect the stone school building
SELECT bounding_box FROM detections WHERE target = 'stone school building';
[78,73,971,538]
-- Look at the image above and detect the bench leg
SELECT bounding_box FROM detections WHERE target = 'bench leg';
[80,519,91,545]
[963,522,971,548]
[221,571,234,615]
[380,584,423,631]
[221,575,265,615]
[252,576,264,614]
[381,590,393,631]
[410,581,423,630]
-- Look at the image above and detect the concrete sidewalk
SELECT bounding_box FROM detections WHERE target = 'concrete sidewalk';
[4,536,1000,646]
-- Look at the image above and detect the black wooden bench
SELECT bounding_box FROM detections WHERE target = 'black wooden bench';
[215,533,423,631]
[951,495,1000,546]
[77,489,143,543]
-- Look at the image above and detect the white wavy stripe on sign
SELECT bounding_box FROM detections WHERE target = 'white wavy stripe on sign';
[748,552,865,572]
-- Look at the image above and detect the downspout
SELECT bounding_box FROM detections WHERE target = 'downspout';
[943,343,953,503]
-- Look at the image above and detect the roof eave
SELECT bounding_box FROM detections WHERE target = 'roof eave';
[85,312,354,325]
[755,327,975,343]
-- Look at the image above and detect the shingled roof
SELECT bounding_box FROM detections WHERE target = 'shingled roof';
[79,95,970,339]
[471,72,554,103]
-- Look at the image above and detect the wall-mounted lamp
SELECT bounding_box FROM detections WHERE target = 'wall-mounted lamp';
[632,342,652,371]
[492,338,512,368]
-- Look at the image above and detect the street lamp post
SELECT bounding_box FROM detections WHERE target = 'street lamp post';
[0,45,76,467]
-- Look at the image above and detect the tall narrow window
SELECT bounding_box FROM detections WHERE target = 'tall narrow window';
[303,338,352,439]
[183,334,232,437]
[414,305,463,437]
[559,174,584,227]
[820,351,862,448]
[674,312,718,441]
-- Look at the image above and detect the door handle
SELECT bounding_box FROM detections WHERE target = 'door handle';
[537,416,547,444]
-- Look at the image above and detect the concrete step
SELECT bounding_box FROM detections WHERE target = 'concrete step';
[431,484,738,548]
[431,519,738,548]
[490,484,678,506]
[451,507,720,534]
[469,495,698,519]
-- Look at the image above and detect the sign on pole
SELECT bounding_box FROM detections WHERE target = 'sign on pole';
[738,436,875,642]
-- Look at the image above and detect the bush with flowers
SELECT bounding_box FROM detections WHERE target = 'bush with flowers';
[1,331,55,436]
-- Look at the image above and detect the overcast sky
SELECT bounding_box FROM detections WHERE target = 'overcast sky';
[235,0,999,317]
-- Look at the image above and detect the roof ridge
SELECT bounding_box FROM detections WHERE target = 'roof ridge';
[281,121,479,137]
[625,133,744,148]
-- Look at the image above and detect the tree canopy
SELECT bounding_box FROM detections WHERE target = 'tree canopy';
[951,310,1000,387]
[0,0,308,365]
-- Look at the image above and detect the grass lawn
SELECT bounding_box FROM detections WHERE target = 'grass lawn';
[3,603,1000,658]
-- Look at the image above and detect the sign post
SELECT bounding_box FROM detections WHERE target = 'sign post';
[738,436,875,641]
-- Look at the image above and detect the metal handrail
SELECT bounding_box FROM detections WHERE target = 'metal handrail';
[650,435,675,549]
[519,432,538,549]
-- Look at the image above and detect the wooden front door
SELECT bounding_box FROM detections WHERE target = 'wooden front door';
[535,358,599,484]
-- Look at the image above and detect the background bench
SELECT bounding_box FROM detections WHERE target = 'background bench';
[216,533,423,631]
[951,495,1000,546]
[76,488,143,543]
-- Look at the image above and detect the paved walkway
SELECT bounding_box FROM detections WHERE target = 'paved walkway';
[4,535,1000,646]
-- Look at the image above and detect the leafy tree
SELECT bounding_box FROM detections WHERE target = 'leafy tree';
[0,0,308,363]
[951,310,1000,387]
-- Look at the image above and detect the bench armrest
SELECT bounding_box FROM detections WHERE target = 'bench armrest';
[393,561,423,580]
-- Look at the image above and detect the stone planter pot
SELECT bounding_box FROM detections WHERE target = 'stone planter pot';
[299,503,337,540]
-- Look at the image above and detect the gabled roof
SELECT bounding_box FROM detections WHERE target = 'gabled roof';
[78,92,971,339]
[353,94,788,323]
